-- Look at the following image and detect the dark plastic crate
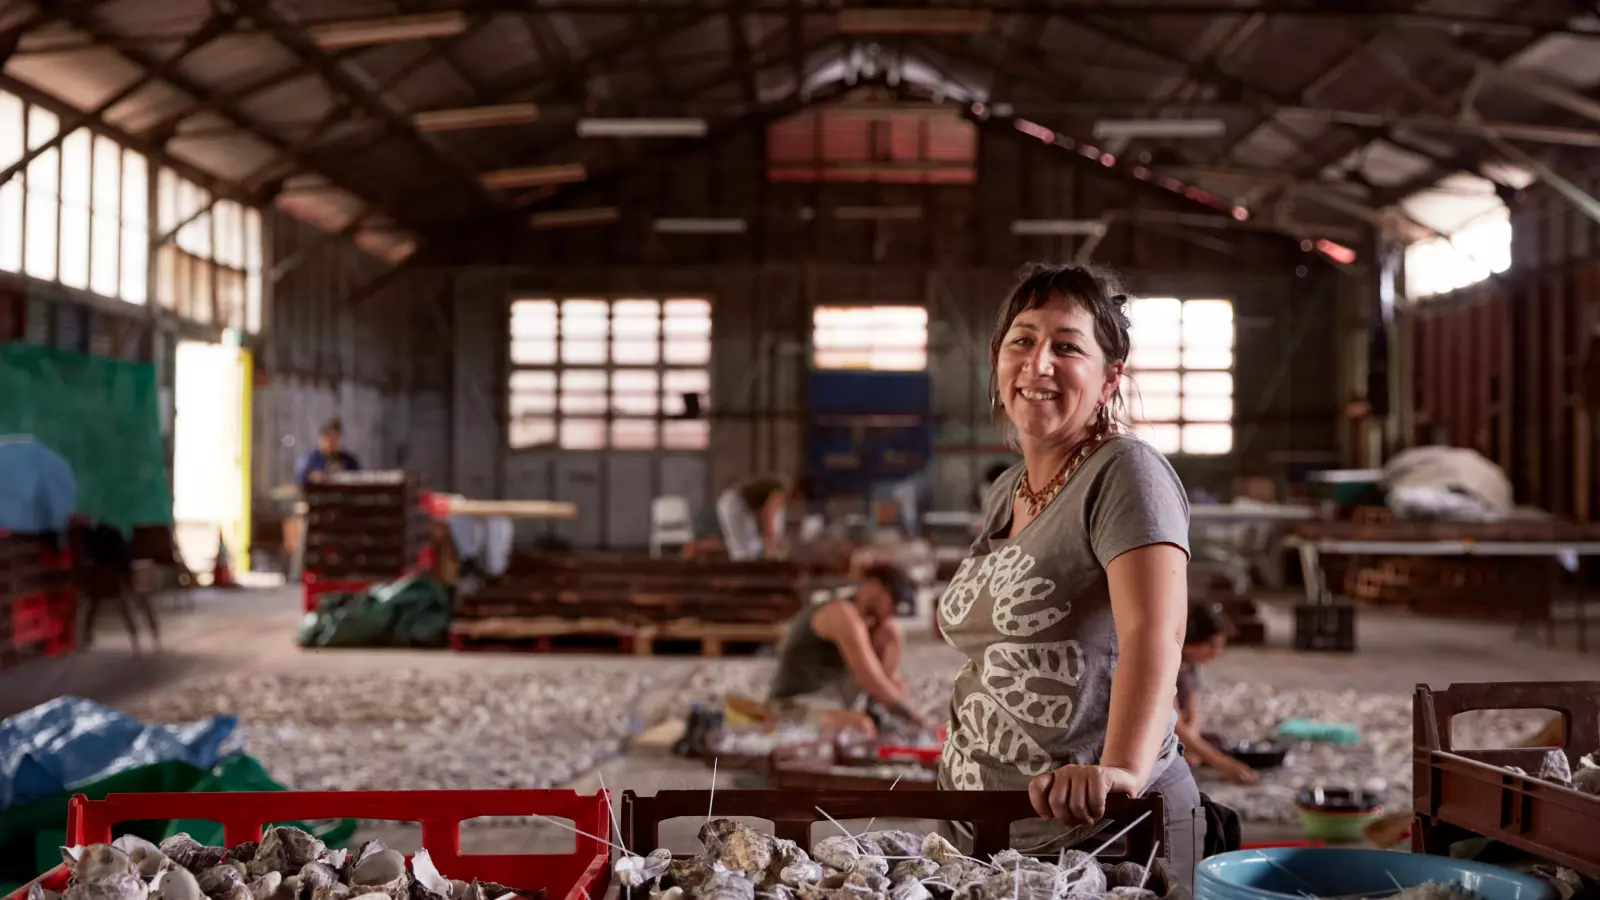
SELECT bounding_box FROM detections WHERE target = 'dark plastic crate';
[1293,602,1356,652]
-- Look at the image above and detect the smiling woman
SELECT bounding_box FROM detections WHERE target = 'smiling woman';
[935,263,1202,890]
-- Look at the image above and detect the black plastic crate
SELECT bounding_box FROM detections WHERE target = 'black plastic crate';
[1294,602,1356,652]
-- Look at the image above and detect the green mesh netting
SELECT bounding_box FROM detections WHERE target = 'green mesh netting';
[0,343,171,530]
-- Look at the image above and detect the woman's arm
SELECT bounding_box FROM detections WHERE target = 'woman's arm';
[813,604,920,717]
[1098,542,1189,787]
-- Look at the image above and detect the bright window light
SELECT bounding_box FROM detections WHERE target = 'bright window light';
[1405,206,1512,300]
[1124,297,1234,455]
[812,305,929,371]
[507,296,712,451]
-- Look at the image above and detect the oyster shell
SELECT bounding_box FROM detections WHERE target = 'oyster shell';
[699,821,774,877]
[616,850,674,889]
[850,859,889,879]
[778,862,824,888]
[349,847,407,900]
[297,863,342,900]
[199,866,248,898]
[810,838,861,873]
[855,833,920,861]
[918,835,961,868]
[1539,751,1574,786]
[409,850,452,900]
[887,860,937,883]
[29,885,64,900]
[69,845,139,885]
[153,868,204,900]
[652,889,684,900]
[844,871,890,894]
[667,859,715,894]
[248,874,282,900]
[111,837,170,880]
[67,876,149,900]
[250,830,325,878]
[159,838,229,875]
[1103,863,1148,890]
[227,845,260,866]
[1106,888,1159,900]
[888,877,931,900]
[702,871,755,900]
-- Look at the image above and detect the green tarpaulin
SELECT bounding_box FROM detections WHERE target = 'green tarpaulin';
[0,344,171,530]
[297,574,451,648]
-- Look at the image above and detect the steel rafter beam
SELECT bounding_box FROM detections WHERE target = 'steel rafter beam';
[518,55,858,217]
[52,3,430,235]
[486,21,830,192]
[1052,17,1495,188]
[229,0,504,216]
[0,12,241,190]
[1403,33,1600,128]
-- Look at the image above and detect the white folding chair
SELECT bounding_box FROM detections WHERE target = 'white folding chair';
[649,495,698,558]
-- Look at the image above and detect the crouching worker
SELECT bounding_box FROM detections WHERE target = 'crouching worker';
[768,564,933,732]
[1176,600,1258,785]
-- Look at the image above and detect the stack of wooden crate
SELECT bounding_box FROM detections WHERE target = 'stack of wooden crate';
[0,531,75,670]
[451,553,804,656]
[302,472,431,582]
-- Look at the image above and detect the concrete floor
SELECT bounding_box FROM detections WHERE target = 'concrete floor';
[6,585,1600,861]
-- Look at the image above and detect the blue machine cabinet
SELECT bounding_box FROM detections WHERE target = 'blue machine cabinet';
[805,370,932,497]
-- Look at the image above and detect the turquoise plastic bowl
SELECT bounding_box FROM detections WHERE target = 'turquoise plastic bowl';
[1196,848,1557,900]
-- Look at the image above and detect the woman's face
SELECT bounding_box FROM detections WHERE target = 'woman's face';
[996,296,1119,447]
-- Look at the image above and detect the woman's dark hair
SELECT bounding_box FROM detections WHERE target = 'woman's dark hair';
[861,563,911,608]
[1185,600,1234,646]
[988,263,1134,437]
[736,473,788,512]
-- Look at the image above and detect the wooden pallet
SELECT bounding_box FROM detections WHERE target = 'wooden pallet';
[448,616,787,657]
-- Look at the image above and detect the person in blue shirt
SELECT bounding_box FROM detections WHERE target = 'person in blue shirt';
[295,418,360,489]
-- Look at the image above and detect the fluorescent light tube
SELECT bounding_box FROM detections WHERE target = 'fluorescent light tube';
[481,163,587,190]
[1092,118,1226,139]
[414,103,539,133]
[653,217,748,234]
[1010,219,1108,236]
[576,118,708,138]
[310,12,468,49]
[529,207,620,230]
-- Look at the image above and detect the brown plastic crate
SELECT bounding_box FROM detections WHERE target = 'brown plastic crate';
[621,789,1165,863]
[1412,681,1600,878]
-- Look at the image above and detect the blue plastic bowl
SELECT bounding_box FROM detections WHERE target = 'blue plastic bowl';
[1196,848,1557,900]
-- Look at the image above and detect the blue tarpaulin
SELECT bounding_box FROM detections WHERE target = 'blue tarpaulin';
[0,696,238,811]
[0,437,76,535]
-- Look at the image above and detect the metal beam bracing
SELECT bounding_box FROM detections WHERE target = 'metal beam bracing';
[487,26,840,201]
[1403,33,1600,128]
[518,72,859,216]
[51,4,430,234]
[229,0,505,216]
[0,12,240,191]
[270,214,374,283]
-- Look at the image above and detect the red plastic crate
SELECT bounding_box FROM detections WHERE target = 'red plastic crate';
[302,573,379,614]
[875,726,946,764]
[3,789,611,900]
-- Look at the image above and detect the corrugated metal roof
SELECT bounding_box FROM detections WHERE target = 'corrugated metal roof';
[4,0,1594,255]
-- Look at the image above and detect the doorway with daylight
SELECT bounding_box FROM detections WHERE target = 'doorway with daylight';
[172,339,252,579]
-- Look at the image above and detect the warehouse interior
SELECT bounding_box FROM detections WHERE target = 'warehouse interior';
[5,0,1600,894]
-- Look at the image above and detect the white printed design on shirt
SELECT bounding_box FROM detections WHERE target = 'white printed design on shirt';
[937,557,985,626]
[988,546,1065,637]
[981,641,1085,728]
[952,691,1054,779]
[940,730,984,790]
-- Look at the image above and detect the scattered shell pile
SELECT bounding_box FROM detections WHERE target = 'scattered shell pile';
[1182,682,1549,823]
[120,670,648,799]
[614,819,1171,900]
[639,658,958,728]
[40,829,537,900]
[1504,749,1600,796]
[711,725,824,758]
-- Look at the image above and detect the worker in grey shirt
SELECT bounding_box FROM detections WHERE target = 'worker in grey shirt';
[934,264,1203,889]
[769,564,933,728]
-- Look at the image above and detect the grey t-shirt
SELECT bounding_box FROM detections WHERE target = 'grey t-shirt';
[936,435,1190,794]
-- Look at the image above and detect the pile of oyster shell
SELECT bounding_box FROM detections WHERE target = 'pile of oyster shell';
[38,830,538,900]
[613,819,1170,900]
[119,670,649,798]
[1196,682,1552,823]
